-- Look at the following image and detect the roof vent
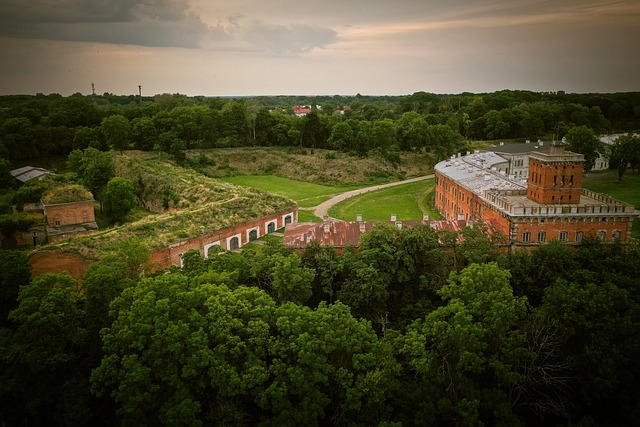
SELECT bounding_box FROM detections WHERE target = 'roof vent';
[359,223,366,233]
[324,223,330,233]
[423,213,429,221]
[391,214,397,222]
[396,221,402,229]
[356,213,362,222]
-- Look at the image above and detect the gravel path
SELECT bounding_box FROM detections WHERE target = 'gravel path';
[312,174,435,220]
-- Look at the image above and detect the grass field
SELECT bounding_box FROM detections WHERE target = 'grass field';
[221,175,362,208]
[328,179,442,222]
[582,170,640,208]
[582,170,640,240]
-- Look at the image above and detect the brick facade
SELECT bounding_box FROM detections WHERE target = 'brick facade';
[434,145,636,247]
[149,208,296,269]
[29,208,297,281]
[43,200,99,243]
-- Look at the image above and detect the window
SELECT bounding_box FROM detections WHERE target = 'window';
[559,231,568,242]
[575,231,583,243]
[522,232,531,242]
[597,230,606,241]
[537,231,546,242]
[612,230,621,241]
[54,215,61,227]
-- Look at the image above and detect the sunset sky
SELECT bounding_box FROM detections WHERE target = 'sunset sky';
[1,0,639,96]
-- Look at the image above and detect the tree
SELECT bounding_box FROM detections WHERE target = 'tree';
[130,116,157,151]
[101,115,131,151]
[424,124,463,162]
[609,133,640,182]
[66,147,114,200]
[398,263,533,425]
[270,254,315,305]
[540,279,640,424]
[1,272,92,426]
[0,250,31,326]
[327,121,354,151]
[0,158,14,191]
[103,177,135,221]
[564,125,601,172]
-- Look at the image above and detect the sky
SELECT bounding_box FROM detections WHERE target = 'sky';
[0,0,639,97]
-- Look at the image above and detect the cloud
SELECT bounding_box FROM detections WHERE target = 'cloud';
[243,21,337,54]
[0,0,210,47]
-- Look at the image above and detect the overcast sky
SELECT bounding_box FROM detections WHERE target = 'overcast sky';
[1,0,639,96]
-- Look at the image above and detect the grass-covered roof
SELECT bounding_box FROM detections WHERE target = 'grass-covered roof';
[42,184,93,205]
[41,152,296,260]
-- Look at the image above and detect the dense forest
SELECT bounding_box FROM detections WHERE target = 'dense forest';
[1,229,640,426]
[1,90,639,168]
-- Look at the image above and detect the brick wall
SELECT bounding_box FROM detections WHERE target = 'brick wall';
[29,207,297,280]
[149,208,296,269]
[527,158,583,204]
[43,200,96,227]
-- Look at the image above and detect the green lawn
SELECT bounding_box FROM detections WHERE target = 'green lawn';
[328,179,442,222]
[297,209,323,223]
[583,170,640,240]
[582,170,640,208]
[221,175,362,208]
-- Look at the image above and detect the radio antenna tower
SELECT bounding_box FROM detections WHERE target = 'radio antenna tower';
[138,85,142,97]
[91,82,96,96]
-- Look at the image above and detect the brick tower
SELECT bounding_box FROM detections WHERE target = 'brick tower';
[527,141,585,204]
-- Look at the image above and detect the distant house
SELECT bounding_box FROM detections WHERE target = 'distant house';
[42,184,98,243]
[10,166,54,184]
[293,106,312,117]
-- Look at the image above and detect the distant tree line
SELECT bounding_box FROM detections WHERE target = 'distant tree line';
[1,91,639,167]
[1,227,639,426]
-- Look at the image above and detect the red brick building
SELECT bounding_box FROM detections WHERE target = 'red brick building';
[29,208,296,280]
[435,142,636,246]
[42,185,99,243]
[283,215,501,252]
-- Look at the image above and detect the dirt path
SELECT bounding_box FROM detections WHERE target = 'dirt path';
[311,174,434,220]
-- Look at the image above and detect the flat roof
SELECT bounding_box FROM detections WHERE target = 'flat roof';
[481,142,550,155]
[435,152,635,216]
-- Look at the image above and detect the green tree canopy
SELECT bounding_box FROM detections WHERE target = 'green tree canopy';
[564,125,601,171]
[103,177,135,221]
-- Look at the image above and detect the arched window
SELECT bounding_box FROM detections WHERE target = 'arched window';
[267,222,276,233]
[249,229,258,241]
[229,236,240,250]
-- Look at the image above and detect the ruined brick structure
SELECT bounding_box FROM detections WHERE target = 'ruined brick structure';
[29,208,296,281]
[435,142,636,246]
[43,200,99,241]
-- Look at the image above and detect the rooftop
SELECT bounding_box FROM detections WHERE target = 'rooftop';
[11,166,53,183]
[481,140,551,155]
[284,219,501,248]
[42,184,94,205]
[435,152,636,217]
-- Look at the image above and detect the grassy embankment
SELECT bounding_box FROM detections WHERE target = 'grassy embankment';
[39,152,295,260]
[582,170,640,239]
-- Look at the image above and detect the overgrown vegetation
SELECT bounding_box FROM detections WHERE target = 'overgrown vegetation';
[2,226,639,426]
[38,152,295,260]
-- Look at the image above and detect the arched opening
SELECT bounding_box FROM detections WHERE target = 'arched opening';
[284,215,292,225]
[249,229,258,241]
[229,236,240,250]
[267,222,276,233]
[206,244,223,258]
[1,235,18,249]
